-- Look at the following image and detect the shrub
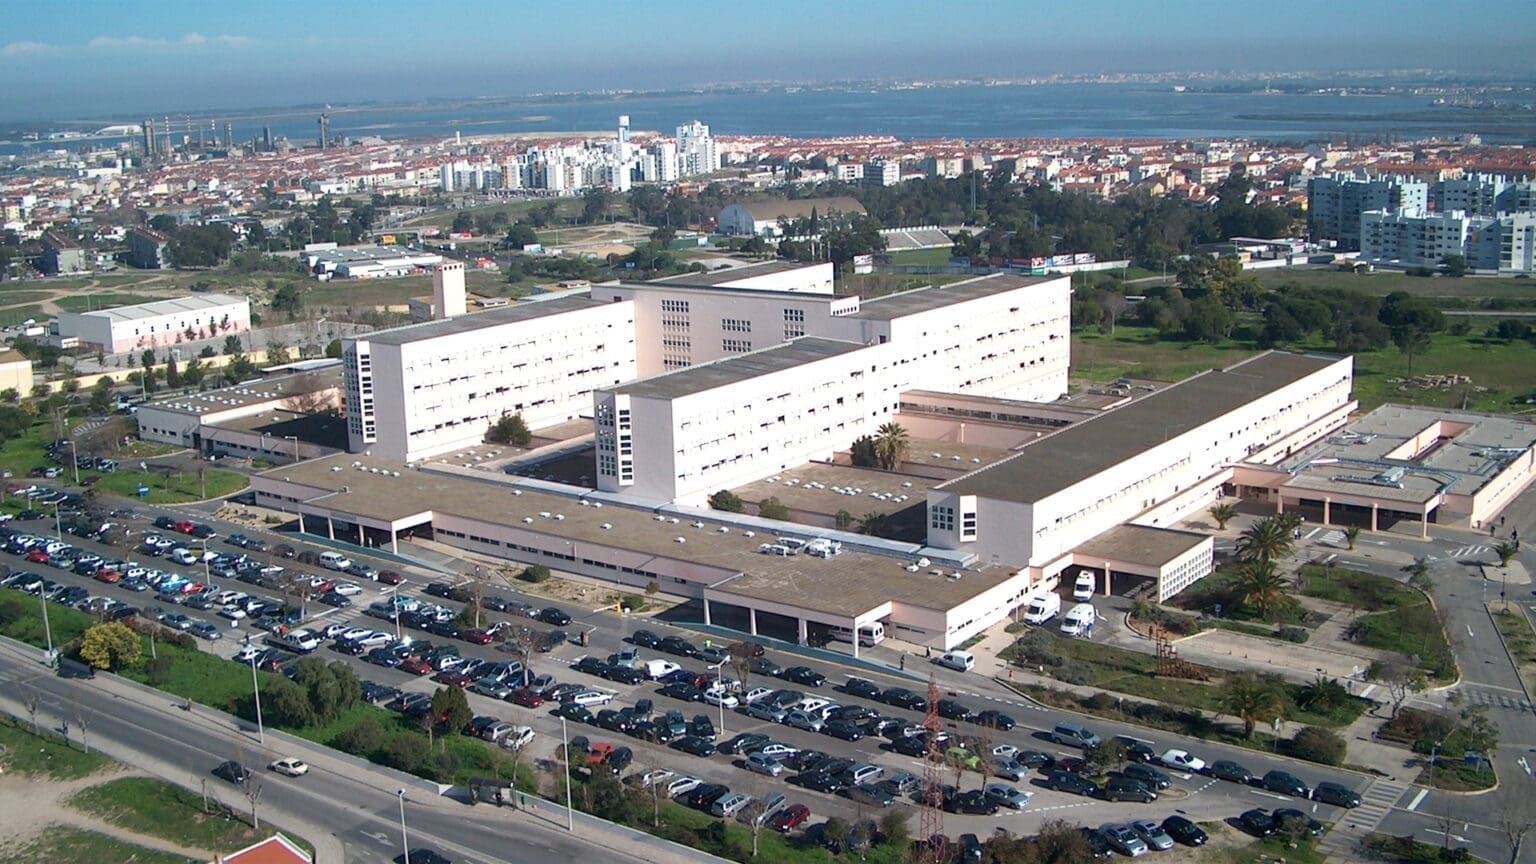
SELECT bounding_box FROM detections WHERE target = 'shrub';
[519,565,551,583]
[1055,660,1092,686]
[757,497,790,521]
[619,594,645,612]
[486,412,532,447]
[143,655,174,686]
[707,490,744,513]
[385,733,431,774]
[1286,726,1347,765]
[1276,626,1310,643]
[335,714,386,757]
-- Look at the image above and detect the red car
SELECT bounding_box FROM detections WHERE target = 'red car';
[460,629,494,645]
[378,570,405,585]
[507,688,545,708]
[432,669,473,687]
[26,548,49,563]
[399,658,434,675]
[771,803,811,833]
[173,520,196,534]
[94,568,122,583]
[180,581,206,594]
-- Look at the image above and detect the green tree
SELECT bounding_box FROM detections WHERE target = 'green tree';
[757,497,790,521]
[431,685,473,734]
[325,339,343,359]
[1209,502,1237,529]
[873,422,909,471]
[505,222,539,249]
[1296,673,1351,713]
[581,188,614,225]
[451,211,475,234]
[486,413,532,446]
[1287,726,1347,766]
[1235,516,1292,566]
[834,509,854,531]
[858,511,892,537]
[1239,559,1288,620]
[1223,673,1283,739]
[1343,525,1361,550]
[271,283,304,320]
[164,355,180,388]
[1440,254,1467,278]
[223,334,243,355]
[708,490,745,513]
[1404,556,1434,592]
[1495,542,1519,568]
[264,341,290,366]
[78,622,142,671]
[849,435,878,468]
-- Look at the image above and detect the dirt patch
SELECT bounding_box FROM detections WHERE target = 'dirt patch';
[0,768,212,861]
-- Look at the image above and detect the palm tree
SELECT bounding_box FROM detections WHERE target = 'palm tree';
[1495,541,1519,568]
[1209,502,1238,530]
[1343,526,1361,550]
[1222,674,1283,740]
[1403,556,1433,592]
[873,422,910,471]
[1239,560,1288,620]
[1236,517,1292,567]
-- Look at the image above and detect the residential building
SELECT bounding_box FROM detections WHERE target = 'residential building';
[715,196,866,236]
[1360,208,1490,269]
[1432,173,1536,216]
[863,160,901,186]
[676,121,719,176]
[1307,174,1429,250]
[51,294,250,354]
[1476,212,1536,274]
[40,231,88,275]
[126,226,171,269]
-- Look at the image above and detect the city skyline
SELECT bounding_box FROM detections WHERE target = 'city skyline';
[2,0,1533,120]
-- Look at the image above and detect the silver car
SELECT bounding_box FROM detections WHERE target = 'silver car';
[1130,819,1175,852]
[746,701,788,723]
[984,783,1033,810]
[783,710,824,733]
[1101,823,1148,857]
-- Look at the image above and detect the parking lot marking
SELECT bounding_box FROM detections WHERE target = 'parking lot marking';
[1406,789,1429,811]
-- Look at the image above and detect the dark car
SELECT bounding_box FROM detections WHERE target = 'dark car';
[684,783,730,811]
[658,636,699,658]
[1313,781,1362,808]
[631,629,661,649]
[1120,763,1171,790]
[1080,828,1115,859]
[881,688,926,710]
[1209,759,1253,784]
[1262,769,1310,798]
[823,720,864,741]
[553,704,594,724]
[720,733,770,755]
[687,714,715,740]
[1101,777,1157,803]
[658,682,704,702]
[1273,808,1326,837]
[400,851,453,864]
[154,516,177,531]
[1161,815,1208,847]
[972,709,1016,731]
[604,665,647,685]
[944,788,998,815]
[574,656,609,677]
[1239,808,1277,838]
[319,591,352,608]
[936,699,972,722]
[1111,735,1157,763]
[843,677,882,699]
[538,607,572,626]
[796,771,846,794]
[671,735,717,757]
[360,682,401,704]
[958,834,983,864]
[214,760,252,784]
[605,746,633,775]
[784,666,825,687]
[785,749,830,772]
[844,784,895,808]
[1015,749,1055,770]
[749,657,782,678]
[1045,770,1098,797]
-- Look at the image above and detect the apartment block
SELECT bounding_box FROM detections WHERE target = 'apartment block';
[1308,174,1428,250]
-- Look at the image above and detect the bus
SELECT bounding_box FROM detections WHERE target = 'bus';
[827,621,886,647]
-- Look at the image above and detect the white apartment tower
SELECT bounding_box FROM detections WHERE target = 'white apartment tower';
[676,121,719,176]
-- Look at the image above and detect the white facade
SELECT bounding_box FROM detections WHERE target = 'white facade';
[1308,174,1429,250]
[863,161,901,186]
[52,294,250,354]
[595,338,902,505]
[343,297,637,462]
[1360,208,1490,268]
[676,121,719,176]
[928,352,1356,583]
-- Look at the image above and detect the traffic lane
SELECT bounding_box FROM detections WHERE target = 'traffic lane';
[1376,808,1510,864]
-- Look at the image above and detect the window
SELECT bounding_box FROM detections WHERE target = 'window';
[931,505,955,532]
[722,339,752,354]
[661,299,689,313]
[722,318,751,333]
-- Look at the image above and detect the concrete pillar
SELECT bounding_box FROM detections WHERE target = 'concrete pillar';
[797,618,808,647]
[1371,503,1379,532]
[748,608,758,636]
[327,517,335,540]
[389,528,398,555]
[297,511,305,534]
[1276,495,1285,515]
[703,598,712,626]
[1103,568,1113,597]
[851,622,860,660]
[1322,498,1331,525]
[1421,506,1429,539]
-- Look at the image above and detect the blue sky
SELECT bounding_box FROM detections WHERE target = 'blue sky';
[2,0,1530,121]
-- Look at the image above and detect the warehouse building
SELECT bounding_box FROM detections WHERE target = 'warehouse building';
[51,294,250,354]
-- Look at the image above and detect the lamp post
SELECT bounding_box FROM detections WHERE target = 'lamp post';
[396,788,411,862]
[65,440,79,486]
[39,591,53,662]
[283,435,299,464]
[243,636,265,744]
[53,504,62,540]
[561,716,575,831]
[709,661,727,739]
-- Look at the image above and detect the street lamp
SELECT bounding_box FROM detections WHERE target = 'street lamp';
[64,440,78,486]
[561,716,574,832]
[396,788,411,862]
[39,591,53,663]
[243,636,265,745]
[708,661,727,739]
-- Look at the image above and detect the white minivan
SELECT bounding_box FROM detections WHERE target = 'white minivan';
[936,650,976,672]
[318,551,352,571]
[1072,571,1096,601]
[1022,592,1061,624]
[1060,603,1096,637]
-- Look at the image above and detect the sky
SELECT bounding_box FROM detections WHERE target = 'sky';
[1,0,1531,122]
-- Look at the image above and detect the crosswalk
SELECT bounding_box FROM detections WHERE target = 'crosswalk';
[1448,544,1492,560]
[1456,685,1531,712]
[1317,778,1410,860]
[1318,529,1346,547]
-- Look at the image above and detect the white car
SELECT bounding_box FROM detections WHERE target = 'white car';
[500,726,535,751]
[332,581,363,596]
[566,690,614,708]
[992,743,1019,759]
[753,743,798,759]
[794,697,830,714]
[1158,749,1206,773]
[218,606,247,621]
[740,687,774,705]
[321,623,351,639]
[234,644,265,662]
[354,632,393,649]
[269,758,310,777]
[703,689,739,709]
[340,627,374,643]
[638,769,674,789]
[665,776,702,798]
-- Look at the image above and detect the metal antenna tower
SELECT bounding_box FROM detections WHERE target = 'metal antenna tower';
[918,672,946,864]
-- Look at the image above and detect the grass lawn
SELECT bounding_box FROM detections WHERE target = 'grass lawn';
[3,825,195,864]
[889,247,954,267]
[1216,835,1325,864]
[1256,267,1536,304]
[1491,604,1536,696]
[0,715,112,780]
[1299,565,1419,611]
[69,776,313,855]
[0,591,96,655]
[92,468,249,503]
[0,289,55,308]
[1169,564,1309,626]
[305,268,507,310]
[1071,326,1256,386]
[1348,601,1457,682]
[399,196,584,231]
[1414,757,1496,792]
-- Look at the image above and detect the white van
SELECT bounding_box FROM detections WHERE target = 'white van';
[318,551,352,571]
[936,650,976,672]
[1072,571,1096,601]
[828,621,885,647]
[1060,603,1096,637]
[1022,592,1061,625]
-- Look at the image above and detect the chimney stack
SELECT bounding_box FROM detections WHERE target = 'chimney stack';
[432,261,467,320]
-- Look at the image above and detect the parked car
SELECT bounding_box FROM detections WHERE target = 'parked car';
[745,752,785,777]
[1313,781,1362,808]
[1045,771,1098,797]
[1157,748,1206,773]
[1274,808,1326,837]
[268,758,310,777]
[214,760,252,784]
[784,666,826,687]
[1262,769,1310,799]
[984,783,1033,810]
[1239,808,1277,838]
[1100,823,1148,858]
[973,709,1016,731]
[1208,759,1253,784]
[770,803,811,833]
[1131,819,1175,851]
[1161,815,1208,847]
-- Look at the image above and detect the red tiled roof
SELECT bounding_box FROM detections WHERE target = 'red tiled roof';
[215,834,311,864]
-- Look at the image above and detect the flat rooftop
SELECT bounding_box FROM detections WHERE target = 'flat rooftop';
[650,260,821,288]
[362,295,612,346]
[260,453,1009,615]
[732,464,932,517]
[78,293,246,323]
[849,273,1055,321]
[1073,524,1209,569]
[940,351,1344,504]
[1272,404,1536,503]
[211,408,350,450]
[611,337,866,401]
[141,369,341,418]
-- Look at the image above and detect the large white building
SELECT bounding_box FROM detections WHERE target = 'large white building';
[676,121,719,176]
[1361,209,1536,274]
[342,295,637,462]
[927,351,1356,599]
[715,197,866,237]
[1308,174,1429,250]
[51,294,250,354]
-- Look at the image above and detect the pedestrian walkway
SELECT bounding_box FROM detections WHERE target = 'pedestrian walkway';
[1317,778,1411,861]
[1456,682,1532,712]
